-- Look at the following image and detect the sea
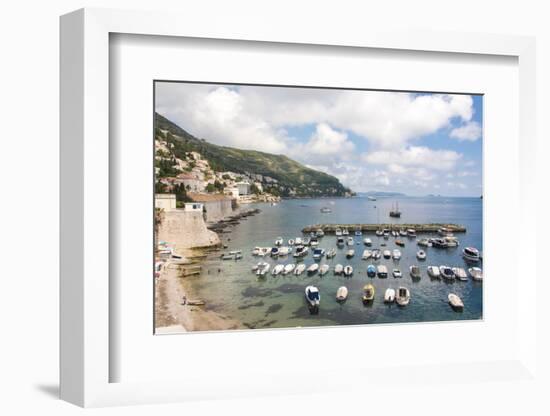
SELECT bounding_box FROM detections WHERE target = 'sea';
[187,196,483,331]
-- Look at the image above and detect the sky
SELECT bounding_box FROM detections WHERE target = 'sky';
[155,82,483,197]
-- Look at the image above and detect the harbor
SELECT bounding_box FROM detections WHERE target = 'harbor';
[158,196,483,332]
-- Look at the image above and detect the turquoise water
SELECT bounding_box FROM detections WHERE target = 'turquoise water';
[189,196,483,330]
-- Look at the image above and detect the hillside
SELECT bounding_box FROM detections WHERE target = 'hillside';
[155,112,353,198]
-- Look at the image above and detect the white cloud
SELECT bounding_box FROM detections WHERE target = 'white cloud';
[450,121,482,141]
[363,146,462,171]
[306,123,354,156]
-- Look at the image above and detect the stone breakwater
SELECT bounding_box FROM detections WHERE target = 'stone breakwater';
[302,223,467,234]
[158,210,221,251]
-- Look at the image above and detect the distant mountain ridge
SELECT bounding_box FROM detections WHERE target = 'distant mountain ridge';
[155,112,353,198]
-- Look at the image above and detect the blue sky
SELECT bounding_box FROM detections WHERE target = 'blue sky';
[156,83,483,197]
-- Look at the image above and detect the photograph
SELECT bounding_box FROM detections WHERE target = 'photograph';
[153,81,483,334]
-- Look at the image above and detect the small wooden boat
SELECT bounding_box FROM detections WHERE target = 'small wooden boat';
[396,287,410,306]
[362,284,375,303]
[448,293,464,310]
[336,286,348,302]
[384,288,396,303]
[395,239,405,247]
[469,267,483,281]
[343,265,353,277]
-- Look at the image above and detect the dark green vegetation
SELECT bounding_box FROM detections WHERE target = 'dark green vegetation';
[155,112,352,197]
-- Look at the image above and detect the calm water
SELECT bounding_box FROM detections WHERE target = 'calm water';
[188,196,483,330]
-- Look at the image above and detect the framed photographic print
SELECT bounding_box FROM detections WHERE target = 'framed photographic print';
[60,8,538,408]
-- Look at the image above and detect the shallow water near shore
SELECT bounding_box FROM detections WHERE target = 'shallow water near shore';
[185,196,483,331]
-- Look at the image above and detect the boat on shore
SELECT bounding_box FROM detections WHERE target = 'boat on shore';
[384,288,396,303]
[452,267,468,281]
[448,293,464,310]
[469,267,483,281]
[396,287,410,306]
[336,286,348,302]
[377,264,388,278]
[294,263,306,275]
[462,247,481,262]
[439,265,455,281]
[427,265,440,279]
[410,265,421,279]
[334,264,344,275]
[343,265,353,277]
[319,264,330,276]
[362,284,375,303]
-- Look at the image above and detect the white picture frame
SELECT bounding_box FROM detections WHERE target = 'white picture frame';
[60,8,538,407]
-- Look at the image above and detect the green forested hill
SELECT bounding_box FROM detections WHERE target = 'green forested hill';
[155,112,352,197]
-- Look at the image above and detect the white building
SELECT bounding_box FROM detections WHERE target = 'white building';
[236,181,251,195]
[183,202,203,212]
[155,194,176,211]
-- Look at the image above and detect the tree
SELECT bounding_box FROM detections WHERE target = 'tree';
[205,183,215,193]
[250,183,261,195]
[222,174,231,180]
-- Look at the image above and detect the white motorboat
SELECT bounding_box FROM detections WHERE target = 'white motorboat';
[346,249,355,258]
[438,227,454,236]
[335,228,343,236]
[377,264,388,278]
[364,238,372,246]
[399,229,407,236]
[392,249,401,260]
[452,267,468,281]
[383,249,391,259]
[302,237,311,246]
[326,248,336,259]
[336,236,345,246]
[342,228,350,236]
[347,237,354,246]
[294,264,306,275]
[283,263,296,275]
[416,250,426,260]
[427,265,440,279]
[312,248,326,260]
[469,267,483,281]
[462,247,481,262]
[293,245,309,258]
[375,230,383,237]
[295,237,303,245]
[336,286,348,302]
[383,229,390,238]
[278,246,292,256]
[392,268,402,278]
[256,262,270,277]
[343,265,353,277]
[396,287,410,306]
[439,265,455,281]
[334,264,344,275]
[407,229,417,238]
[355,228,363,236]
[384,288,396,303]
[288,239,295,246]
[272,264,285,276]
[305,286,320,308]
[275,237,283,246]
[444,236,460,247]
[417,238,432,247]
[362,249,372,260]
[316,229,325,237]
[319,264,330,276]
[307,263,319,274]
[252,246,270,256]
[309,238,319,247]
[410,265,421,279]
[270,247,280,257]
[320,207,332,213]
[448,293,464,310]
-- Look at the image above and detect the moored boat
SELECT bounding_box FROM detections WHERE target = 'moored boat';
[334,264,344,275]
[439,265,455,281]
[307,263,319,274]
[362,249,372,260]
[294,263,306,275]
[256,262,270,277]
[407,229,417,238]
[395,239,405,247]
[371,249,381,260]
[283,263,296,275]
[392,268,402,278]
[305,285,320,308]
[275,237,283,246]
[383,249,391,259]
[342,228,349,236]
[326,248,337,259]
[347,236,354,246]
[319,264,330,276]
[396,287,410,306]
[410,265,421,279]
[355,228,363,236]
[469,267,483,281]
[362,284,375,303]
[336,286,348,302]
[377,264,388,278]
[384,288,396,303]
[427,265,440,279]
[392,249,401,260]
[452,267,468,281]
[272,264,285,276]
[448,293,464,310]
[367,264,377,277]
[288,239,295,246]
[335,228,343,236]
[417,238,432,247]
[293,245,309,258]
[312,248,325,260]
[343,265,353,277]
[364,238,372,246]
[278,246,292,256]
[462,246,481,262]
[337,236,345,246]
[416,250,426,260]
[346,249,355,258]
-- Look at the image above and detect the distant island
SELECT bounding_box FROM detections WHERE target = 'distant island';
[359,191,407,197]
